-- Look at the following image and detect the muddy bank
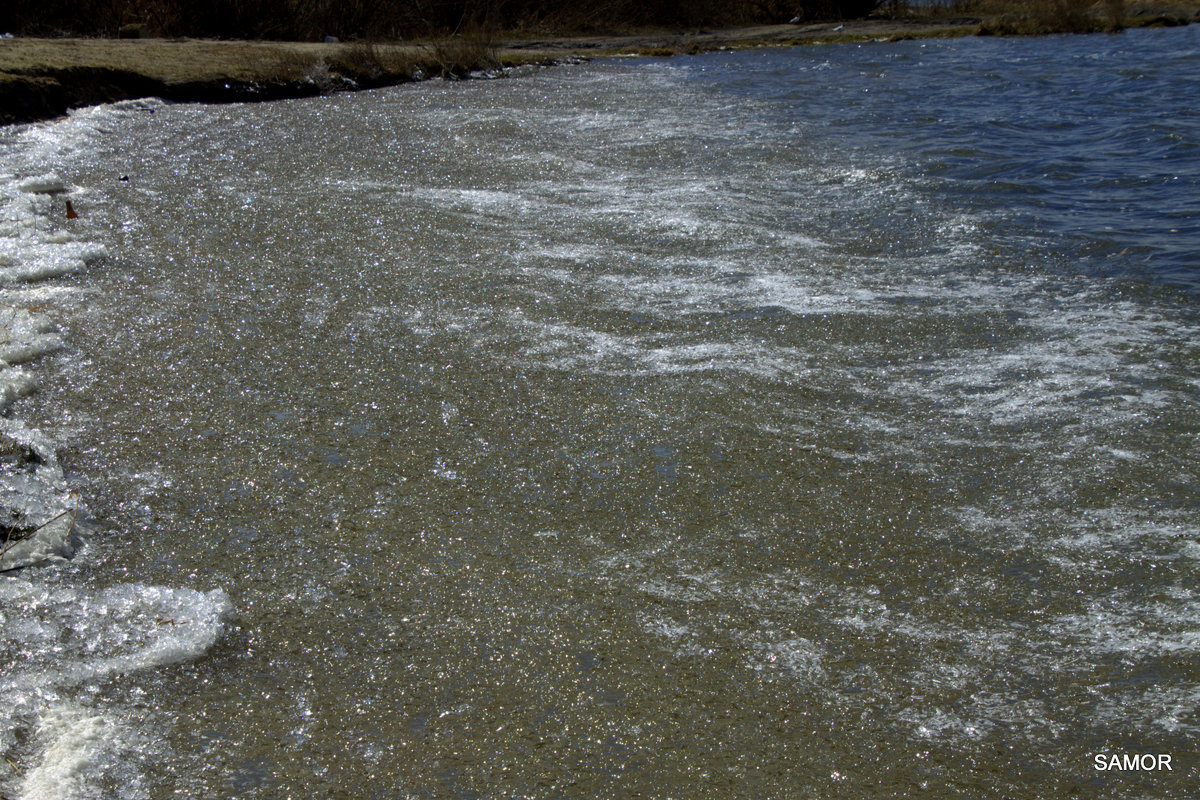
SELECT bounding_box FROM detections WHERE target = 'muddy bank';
[0,42,490,126]
[0,66,386,127]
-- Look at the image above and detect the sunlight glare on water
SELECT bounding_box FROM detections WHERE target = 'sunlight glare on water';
[3,24,1199,800]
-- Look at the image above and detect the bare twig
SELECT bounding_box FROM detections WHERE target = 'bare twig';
[0,495,79,569]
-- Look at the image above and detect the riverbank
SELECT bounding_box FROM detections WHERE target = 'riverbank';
[3,5,1199,127]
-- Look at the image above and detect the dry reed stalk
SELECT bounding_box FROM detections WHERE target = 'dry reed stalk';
[427,34,500,78]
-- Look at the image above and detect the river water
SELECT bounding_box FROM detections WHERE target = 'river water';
[2,24,1198,799]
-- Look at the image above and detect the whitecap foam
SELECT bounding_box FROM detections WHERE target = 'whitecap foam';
[505,313,810,379]
[409,186,544,218]
[744,635,825,679]
[18,703,155,800]
[1052,592,1200,656]
[1,579,233,794]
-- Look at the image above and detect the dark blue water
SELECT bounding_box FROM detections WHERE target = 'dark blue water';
[688,26,1200,291]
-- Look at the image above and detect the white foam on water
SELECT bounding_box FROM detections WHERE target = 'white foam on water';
[636,613,710,658]
[510,314,810,379]
[400,301,814,379]
[1047,507,1195,563]
[742,634,825,680]
[891,275,1200,427]
[1052,590,1200,656]
[0,579,234,704]
[593,547,831,682]
[591,266,889,318]
[7,100,165,168]
[1102,684,1200,735]
[22,704,116,800]
[592,499,1200,742]
[1,579,233,797]
[830,571,1200,740]
[0,370,39,415]
[409,186,545,218]
[0,105,144,544]
[904,695,1062,743]
[19,703,155,800]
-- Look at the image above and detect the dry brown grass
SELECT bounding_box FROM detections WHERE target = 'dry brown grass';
[0,36,514,87]
[0,38,320,83]
[975,0,1110,33]
[426,34,501,78]
[983,0,1189,31]
[0,38,434,84]
[889,0,1198,34]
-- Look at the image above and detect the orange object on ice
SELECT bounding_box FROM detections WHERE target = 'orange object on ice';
[65,200,78,219]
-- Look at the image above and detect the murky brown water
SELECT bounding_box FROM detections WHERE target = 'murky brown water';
[6,28,1200,799]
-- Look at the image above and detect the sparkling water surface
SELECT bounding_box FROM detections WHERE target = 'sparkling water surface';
[3,24,1199,799]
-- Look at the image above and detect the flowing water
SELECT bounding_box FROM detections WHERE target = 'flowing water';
[2,24,1199,799]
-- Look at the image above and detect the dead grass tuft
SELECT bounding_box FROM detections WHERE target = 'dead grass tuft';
[426,34,501,78]
[329,41,425,84]
[977,0,1127,34]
